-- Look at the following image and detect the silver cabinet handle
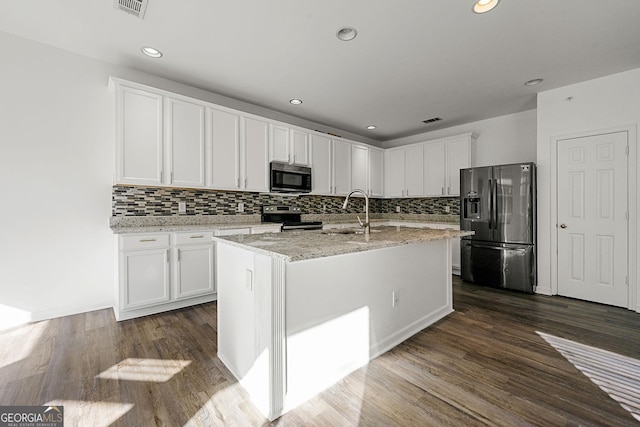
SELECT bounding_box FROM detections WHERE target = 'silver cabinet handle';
[190,235,204,239]
[560,224,568,229]
[442,187,445,195]
[160,171,164,183]
[447,187,450,195]
[245,178,247,187]
[139,238,156,242]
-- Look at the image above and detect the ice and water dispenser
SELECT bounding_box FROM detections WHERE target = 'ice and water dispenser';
[463,191,480,220]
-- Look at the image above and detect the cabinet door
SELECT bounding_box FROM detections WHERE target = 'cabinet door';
[405,145,425,197]
[424,141,446,196]
[445,137,470,196]
[333,139,352,195]
[242,117,269,192]
[269,123,290,163]
[384,149,405,197]
[174,245,215,299]
[116,86,163,185]
[368,148,384,197]
[310,134,333,195]
[121,249,170,310]
[291,129,310,165]
[209,108,240,190]
[166,98,205,187]
[351,145,368,192]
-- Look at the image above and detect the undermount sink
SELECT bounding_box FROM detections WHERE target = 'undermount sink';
[321,228,381,235]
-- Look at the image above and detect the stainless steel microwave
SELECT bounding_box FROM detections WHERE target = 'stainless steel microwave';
[270,161,312,193]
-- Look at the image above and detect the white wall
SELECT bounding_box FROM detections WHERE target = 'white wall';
[537,68,640,308]
[384,110,537,167]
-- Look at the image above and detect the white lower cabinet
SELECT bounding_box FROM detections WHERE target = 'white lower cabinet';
[173,233,215,300]
[116,232,216,320]
[121,248,171,310]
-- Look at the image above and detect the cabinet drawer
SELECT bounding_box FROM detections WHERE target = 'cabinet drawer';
[120,234,170,250]
[173,231,214,245]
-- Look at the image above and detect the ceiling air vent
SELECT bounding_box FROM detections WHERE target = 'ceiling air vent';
[422,117,442,124]
[114,0,149,19]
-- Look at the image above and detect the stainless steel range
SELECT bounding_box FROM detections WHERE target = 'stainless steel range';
[262,205,323,231]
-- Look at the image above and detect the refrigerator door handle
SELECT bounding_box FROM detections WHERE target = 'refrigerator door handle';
[492,178,498,230]
[488,179,494,229]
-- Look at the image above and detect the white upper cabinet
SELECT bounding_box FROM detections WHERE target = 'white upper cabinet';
[405,145,425,197]
[333,139,352,196]
[445,135,472,196]
[111,78,472,198]
[115,85,164,185]
[310,133,333,195]
[368,148,384,197]
[424,133,475,196]
[165,97,205,188]
[290,128,310,166]
[351,144,369,192]
[269,123,290,163]
[424,141,446,196]
[270,123,310,166]
[384,145,424,198]
[208,107,240,190]
[242,116,270,192]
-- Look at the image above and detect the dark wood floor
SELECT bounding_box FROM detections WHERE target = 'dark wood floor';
[2,277,640,426]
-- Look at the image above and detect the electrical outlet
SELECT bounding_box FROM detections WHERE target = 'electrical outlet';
[178,201,186,214]
[237,202,244,213]
[392,291,399,307]
[445,206,450,213]
[396,206,401,213]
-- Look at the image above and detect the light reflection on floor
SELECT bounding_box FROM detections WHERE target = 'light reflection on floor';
[96,358,191,382]
[538,331,640,421]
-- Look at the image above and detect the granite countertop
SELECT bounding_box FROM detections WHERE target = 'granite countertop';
[214,225,473,262]
[110,214,460,234]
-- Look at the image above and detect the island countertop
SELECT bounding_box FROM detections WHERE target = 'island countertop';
[213,225,473,262]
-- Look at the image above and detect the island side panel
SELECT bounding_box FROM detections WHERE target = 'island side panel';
[284,239,452,411]
[216,242,284,419]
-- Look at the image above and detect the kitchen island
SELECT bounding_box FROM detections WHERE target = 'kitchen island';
[214,225,472,421]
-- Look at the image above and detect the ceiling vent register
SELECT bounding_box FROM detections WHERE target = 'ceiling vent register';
[114,0,148,19]
[422,117,442,124]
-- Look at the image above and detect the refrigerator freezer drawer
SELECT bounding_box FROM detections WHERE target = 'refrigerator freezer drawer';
[461,240,536,293]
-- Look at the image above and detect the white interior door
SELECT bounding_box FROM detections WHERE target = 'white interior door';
[557,131,628,307]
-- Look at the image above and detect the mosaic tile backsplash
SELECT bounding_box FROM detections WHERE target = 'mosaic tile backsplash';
[112,186,460,217]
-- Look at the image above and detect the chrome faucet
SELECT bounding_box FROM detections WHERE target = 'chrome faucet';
[342,189,370,235]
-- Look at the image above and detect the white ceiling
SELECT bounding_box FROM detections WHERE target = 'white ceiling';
[2,1,640,143]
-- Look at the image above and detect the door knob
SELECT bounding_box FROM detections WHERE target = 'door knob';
[560,224,568,229]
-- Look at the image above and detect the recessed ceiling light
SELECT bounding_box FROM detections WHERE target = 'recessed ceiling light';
[473,0,499,14]
[141,46,162,58]
[524,78,544,86]
[289,99,303,105]
[366,125,377,130]
[336,27,358,41]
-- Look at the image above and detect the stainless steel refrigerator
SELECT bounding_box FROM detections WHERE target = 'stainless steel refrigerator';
[460,162,536,293]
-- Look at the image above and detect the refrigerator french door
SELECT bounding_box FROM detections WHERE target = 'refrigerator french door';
[460,163,536,293]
